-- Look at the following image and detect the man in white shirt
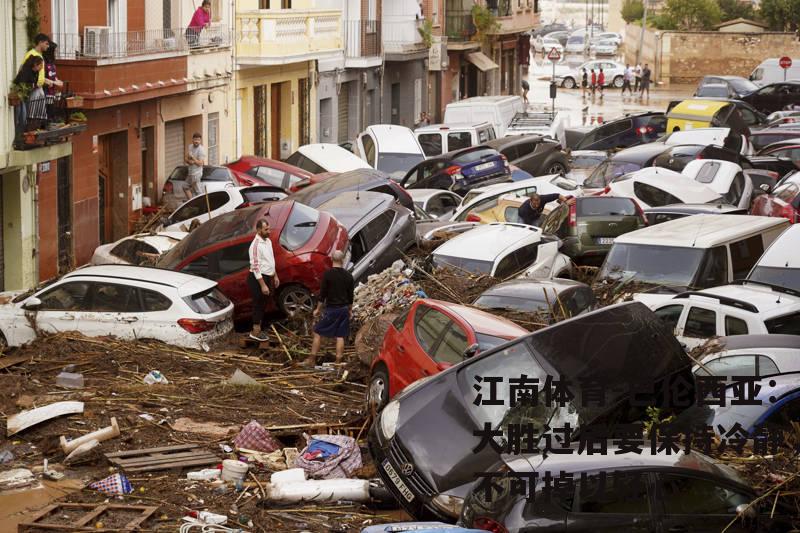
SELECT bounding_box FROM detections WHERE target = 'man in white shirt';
[184,133,206,200]
[247,219,280,342]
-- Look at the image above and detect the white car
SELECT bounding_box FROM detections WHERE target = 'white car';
[534,36,564,56]
[591,32,622,46]
[284,143,371,174]
[162,186,286,232]
[355,125,427,180]
[747,224,800,291]
[590,39,618,56]
[554,60,626,89]
[564,34,585,54]
[91,232,187,266]
[692,334,800,380]
[662,127,754,156]
[605,167,722,209]
[431,223,572,280]
[161,166,239,210]
[681,159,753,209]
[0,266,234,349]
[649,282,800,349]
[407,189,463,220]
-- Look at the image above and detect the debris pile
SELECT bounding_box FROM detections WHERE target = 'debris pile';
[352,260,424,323]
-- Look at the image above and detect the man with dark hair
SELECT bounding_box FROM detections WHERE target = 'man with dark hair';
[24,34,62,91]
[305,250,354,366]
[518,192,575,227]
[184,133,205,200]
[248,219,280,342]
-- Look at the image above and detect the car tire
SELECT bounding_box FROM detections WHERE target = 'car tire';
[544,159,568,175]
[368,365,390,413]
[562,77,576,89]
[277,284,314,316]
[613,75,624,88]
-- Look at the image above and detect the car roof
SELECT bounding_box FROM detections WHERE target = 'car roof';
[424,299,528,338]
[479,278,587,299]
[714,333,800,352]
[365,125,420,154]
[63,265,216,297]
[317,191,394,231]
[610,142,668,163]
[289,168,390,200]
[619,167,722,204]
[230,156,311,175]
[664,128,732,147]
[615,214,787,248]
[414,122,493,132]
[643,203,743,215]
[691,283,800,314]
[468,175,561,198]
[754,225,800,268]
[433,224,541,260]
[296,144,371,172]
[486,134,546,149]
[407,189,459,202]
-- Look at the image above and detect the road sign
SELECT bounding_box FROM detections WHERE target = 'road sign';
[780,56,792,69]
[546,47,561,62]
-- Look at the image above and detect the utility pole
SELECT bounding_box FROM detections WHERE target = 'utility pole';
[636,0,649,67]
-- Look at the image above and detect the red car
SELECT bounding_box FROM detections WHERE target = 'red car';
[156,200,348,319]
[226,156,335,192]
[368,299,528,411]
[751,173,800,223]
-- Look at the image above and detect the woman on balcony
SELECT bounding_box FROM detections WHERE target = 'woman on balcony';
[186,0,212,48]
[13,55,46,148]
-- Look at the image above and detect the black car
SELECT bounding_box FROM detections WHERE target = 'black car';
[572,112,667,151]
[473,278,596,321]
[288,168,414,211]
[643,203,747,225]
[460,447,797,533]
[695,75,759,99]
[486,135,570,176]
[532,23,568,38]
[741,80,800,114]
[400,146,512,196]
[582,142,670,191]
[751,127,800,151]
[369,302,695,522]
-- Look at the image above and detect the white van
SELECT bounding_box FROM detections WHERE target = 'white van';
[354,125,426,181]
[750,58,800,87]
[414,122,497,157]
[443,96,525,137]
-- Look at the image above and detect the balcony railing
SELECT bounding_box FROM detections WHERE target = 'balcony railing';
[12,88,87,151]
[382,18,425,54]
[344,19,381,58]
[446,10,476,41]
[236,10,342,62]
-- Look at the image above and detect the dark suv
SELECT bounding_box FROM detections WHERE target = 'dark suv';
[486,135,570,176]
[400,146,512,196]
[573,112,667,151]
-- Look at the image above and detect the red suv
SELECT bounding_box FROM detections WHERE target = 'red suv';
[226,156,334,192]
[156,200,348,319]
[368,299,527,411]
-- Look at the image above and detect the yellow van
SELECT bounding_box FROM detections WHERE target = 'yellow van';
[666,99,748,134]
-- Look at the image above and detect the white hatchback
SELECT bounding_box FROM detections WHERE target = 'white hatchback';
[91,232,187,266]
[0,266,234,349]
[162,186,286,232]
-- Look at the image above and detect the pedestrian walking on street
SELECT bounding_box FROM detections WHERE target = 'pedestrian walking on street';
[247,219,280,342]
[597,68,605,98]
[640,63,652,100]
[518,192,576,227]
[184,133,206,200]
[521,78,530,105]
[581,68,588,99]
[306,250,355,366]
[590,68,597,97]
[622,64,633,96]
[186,0,212,47]
[634,63,642,93]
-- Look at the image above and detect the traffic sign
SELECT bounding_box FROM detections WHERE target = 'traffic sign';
[780,56,792,69]
[546,47,561,62]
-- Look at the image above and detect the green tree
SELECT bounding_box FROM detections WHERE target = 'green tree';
[621,0,645,23]
[660,0,722,30]
[717,0,755,21]
[759,0,800,31]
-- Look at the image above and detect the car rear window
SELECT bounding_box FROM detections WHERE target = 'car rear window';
[203,167,233,181]
[183,287,230,314]
[432,254,493,274]
[748,266,800,292]
[584,161,642,189]
[279,202,320,251]
[474,294,550,313]
[578,197,637,216]
[633,182,683,207]
[241,188,285,204]
[765,312,800,335]
[453,148,498,164]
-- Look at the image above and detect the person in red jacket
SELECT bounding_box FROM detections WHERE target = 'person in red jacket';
[186,0,212,47]
[597,68,605,98]
[590,68,597,97]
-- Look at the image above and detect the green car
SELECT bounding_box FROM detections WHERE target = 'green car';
[540,196,647,264]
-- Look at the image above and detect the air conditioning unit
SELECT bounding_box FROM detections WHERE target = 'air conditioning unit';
[83,26,111,58]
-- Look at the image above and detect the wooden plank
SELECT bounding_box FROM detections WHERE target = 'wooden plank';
[0,354,30,370]
[122,457,221,472]
[105,444,198,458]
[123,505,158,529]
[73,505,108,527]
[19,503,158,532]
[112,452,218,468]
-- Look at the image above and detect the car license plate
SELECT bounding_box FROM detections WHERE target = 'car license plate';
[595,237,615,244]
[474,162,495,172]
[382,460,415,502]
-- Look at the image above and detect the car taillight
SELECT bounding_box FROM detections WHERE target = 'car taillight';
[474,517,509,533]
[636,125,654,136]
[466,213,481,222]
[445,165,463,176]
[568,203,577,226]
[602,185,611,195]
[163,181,173,194]
[178,318,216,334]
[780,204,797,223]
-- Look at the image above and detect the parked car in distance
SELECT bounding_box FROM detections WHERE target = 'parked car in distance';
[589,38,618,56]
[407,189,463,220]
[284,143,372,174]
[532,23,568,38]
[747,224,800,291]
[750,171,800,223]
[414,123,496,158]
[473,278,596,319]
[643,203,747,225]
[564,34,585,54]
[162,186,287,232]
[693,334,800,381]
[533,35,563,55]
[289,168,414,211]
[554,60,626,89]
[486,135,570,176]
[355,125,426,180]
[0,266,234,349]
[695,83,737,99]
[590,31,622,45]
[741,80,800,114]
[696,75,759,99]
[573,112,667,151]
[161,165,238,210]
[443,96,525,138]
[156,201,349,319]
[400,146,512,196]
[367,298,528,410]
[317,192,415,284]
[225,156,316,191]
[749,57,800,86]
[699,98,769,128]
[91,232,187,266]
[605,167,722,209]
[539,196,646,263]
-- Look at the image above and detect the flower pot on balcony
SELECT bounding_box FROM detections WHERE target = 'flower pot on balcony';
[65,96,84,109]
[8,93,21,106]
[23,131,38,145]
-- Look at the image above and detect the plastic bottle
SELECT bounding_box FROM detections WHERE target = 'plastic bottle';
[186,468,221,481]
[186,511,227,525]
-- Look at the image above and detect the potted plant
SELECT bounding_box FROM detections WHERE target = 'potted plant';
[66,95,84,108]
[8,82,31,106]
[69,111,87,123]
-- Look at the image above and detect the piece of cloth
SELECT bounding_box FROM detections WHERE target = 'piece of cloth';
[189,6,211,31]
[233,420,282,453]
[44,62,58,95]
[313,305,350,339]
[598,72,605,86]
[249,234,276,278]
[90,473,133,495]
[294,434,362,479]
[304,439,341,460]
[517,193,560,227]
[23,49,45,87]
[247,272,274,328]
[187,143,206,179]
[590,71,596,86]
[319,267,354,306]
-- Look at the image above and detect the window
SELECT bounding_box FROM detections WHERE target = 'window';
[280,203,320,251]
[208,112,219,165]
[202,167,235,182]
[241,188,284,204]
[182,241,250,280]
[577,472,650,513]
[362,134,376,167]
[695,246,729,288]
[723,172,746,206]
[494,254,518,279]
[504,205,521,223]
[453,148,497,164]
[37,282,91,311]
[434,324,468,364]
[183,288,231,314]
[211,0,223,22]
[253,166,287,188]
[89,283,142,313]
[684,307,717,338]
[110,240,159,265]
[577,197,636,216]
[478,128,494,143]
[765,312,800,334]
[541,204,569,236]
[171,191,230,223]
[414,307,451,355]
[775,183,800,205]
[393,309,411,331]
[418,133,443,157]
[694,161,721,184]
[633,182,683,207]
[654,305,684,333]
[362,211,394,248]
[699,355,757,378]
[660,474,749,515]
[448,132,472,151]
[142,289,172,312]
[284,152,326,174]
[729,235,764,280]
[724,315,749,336]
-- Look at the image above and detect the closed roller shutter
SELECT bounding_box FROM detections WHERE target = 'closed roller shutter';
[338,82,350,143]
[164,120,185,174]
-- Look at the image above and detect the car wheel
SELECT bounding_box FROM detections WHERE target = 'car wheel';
[277,285,314,316]
[545,160,568,175]
[613,75,624,88]
[562,77,576,89]
[368,365,390,413]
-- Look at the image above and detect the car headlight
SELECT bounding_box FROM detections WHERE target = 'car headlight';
[431,494,465,517]
[379,399,400,440]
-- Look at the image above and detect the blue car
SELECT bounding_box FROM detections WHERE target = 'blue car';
[400,146,512,196]
[362,522,484,533]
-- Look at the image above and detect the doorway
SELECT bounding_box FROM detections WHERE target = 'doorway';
[98,132,129,244]
[390,82,400,124]
[254,85,268,157]
[298,78,310,147]
[141,127,155,204]
[56,157,73,274]
[270,83,281,158]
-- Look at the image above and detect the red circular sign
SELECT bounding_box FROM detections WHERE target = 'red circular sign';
[780,56,792,69]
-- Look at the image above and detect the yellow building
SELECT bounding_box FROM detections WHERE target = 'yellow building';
[235,0,343,159]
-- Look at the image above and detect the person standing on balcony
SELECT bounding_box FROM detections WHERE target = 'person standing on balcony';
[24,34,62,91]
[187,0,212,47]
[43,40,62,96]
[184,133,206,200]
[13,55,45,147]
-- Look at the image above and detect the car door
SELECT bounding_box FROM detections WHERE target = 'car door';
[81,282,143,340]
[653,303,687,337]
[357,132,378,168]
[32,281,93,336]
[181,241,252,316]
[418,132,444,157]
[137,288,177,341]
[511,140,539,175]
[655,473,753,533]
[567,471,656,532]
[396,305,460,390]
[679,305,720,350]
[352,211,396,281]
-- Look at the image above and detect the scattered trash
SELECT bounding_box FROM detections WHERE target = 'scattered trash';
[172,417,239,438]
[0,468,37,491]
[90,473,134,495]
[0,448,14,464]
[295,435,363,480]
[106,444,219,472]
[221,459,249,482]
[220,444,233,453]
[60,417,120,454]
[266,468,370,503]
[19,503,159,531]
[187,468,222,481]
[42,459,65,481]
[56,371,84,389]
[352,260,421,323]
[239,447,298,471]
[227,368,260,386]
[143,370,169,385]
[6,400,85,436]
[64,439,100,464]
[139,413,156,422]
[185,510,228,525]
[233,420,281,453]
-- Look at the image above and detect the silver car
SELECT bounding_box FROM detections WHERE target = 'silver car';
[554,59,627,89]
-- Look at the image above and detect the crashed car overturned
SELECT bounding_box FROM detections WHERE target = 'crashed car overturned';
[369,302,696,521]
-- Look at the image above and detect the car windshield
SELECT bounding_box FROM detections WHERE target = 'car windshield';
[476,333,512,351]
[474,294,550,313]
[584,161,642,189]
[432,253,494,274]
[748,266,800,292]
[729,78,758,94]
[598,243,707,289]
[377,153,425,181]
[571,153,607,169]
[578,197,637,216]
[279,202,320,251]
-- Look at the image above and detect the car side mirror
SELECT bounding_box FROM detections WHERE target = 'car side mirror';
[22,297,42,311]
[759,183,771,192]
[463,343,480,359]
[735,504,757,522]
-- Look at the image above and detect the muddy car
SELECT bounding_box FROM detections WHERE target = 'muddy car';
[368,302,695,521]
